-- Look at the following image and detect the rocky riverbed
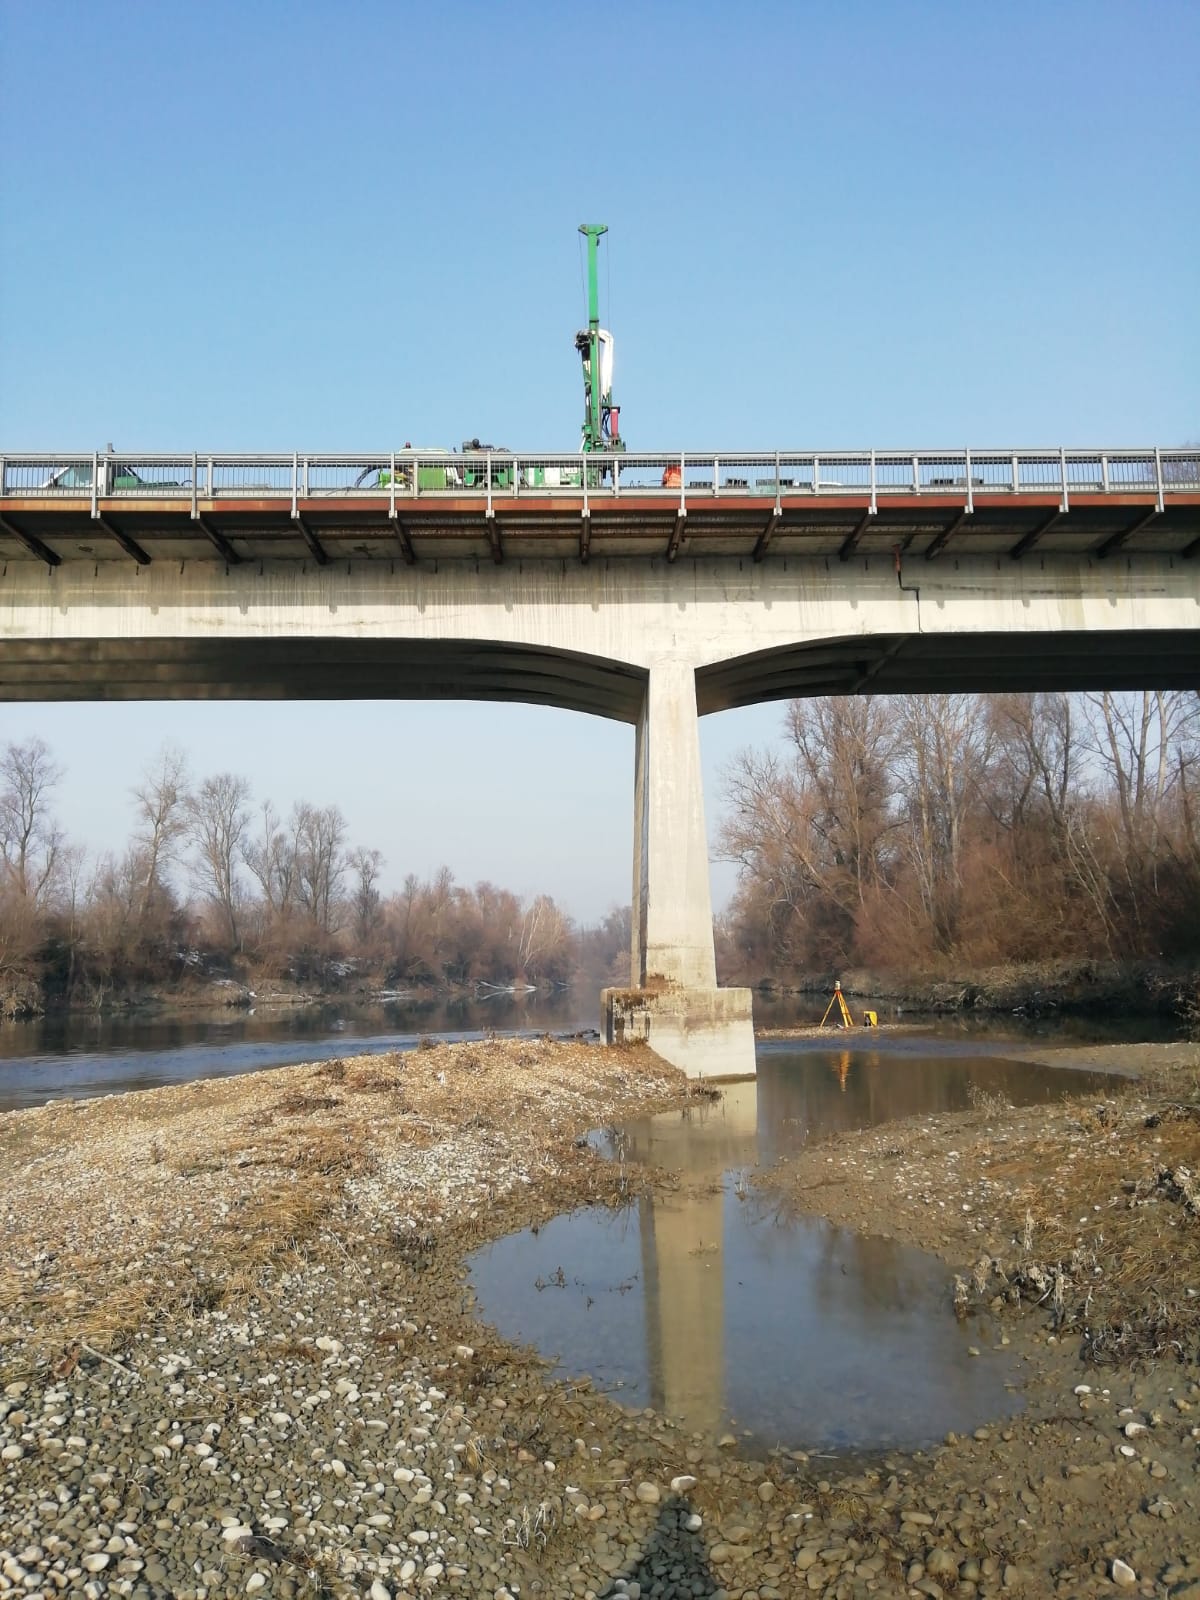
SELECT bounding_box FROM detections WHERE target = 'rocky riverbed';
[1,1037,1198,1599]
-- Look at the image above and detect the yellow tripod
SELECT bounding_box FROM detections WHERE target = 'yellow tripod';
[819,981,856,1028]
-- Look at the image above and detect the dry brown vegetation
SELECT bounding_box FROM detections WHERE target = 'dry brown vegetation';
[0,738,622,1016]
[960,1062,1200,1364]
[719,689,1200,984]
[0,1038,691,1381]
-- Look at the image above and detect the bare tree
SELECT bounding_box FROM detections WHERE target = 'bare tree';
[1083,691,1195,863]
[781,696,898,909]
[719,696,898,966]
[893,695,990,951]
[293,803,347,939]
[58,842,89,992]
[0,737,63,905]
[186,774,251,949]
[244,801,298,920]
[517,893,573,983]
[348,845,384,947]
[986,692,1077,838]
[132,745,189,926]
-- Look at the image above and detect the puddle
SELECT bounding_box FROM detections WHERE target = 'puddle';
[469,1047,1115,1453]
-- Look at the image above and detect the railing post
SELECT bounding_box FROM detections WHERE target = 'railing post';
[869,448,877,515]
[581,453,588,515]
[389,451,396,519]
[191,452,198,519]
[713,456,719,497]
[679,452,686,515]
[813,453,820,493]
[1155,447,1165,514]
[302,456,310,499]
[1059,446,1069,514]
[207,456,214,498]
[291,453,298,520]
[413,455,420,499]
[486,452,493,518]
[1011,452,1019,492]
[91,451,99,519]
[0,458,6,498]
[775,450,780,499]
[964,447,974,515]
[912,454,919,492]
[1102,451,1110,493]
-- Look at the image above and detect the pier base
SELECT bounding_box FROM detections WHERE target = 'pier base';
[602,985,756,1080]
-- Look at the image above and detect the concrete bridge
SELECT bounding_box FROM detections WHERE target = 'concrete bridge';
[2,446,1198,1078]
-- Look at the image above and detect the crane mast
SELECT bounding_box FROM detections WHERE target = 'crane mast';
[576,224,625,455]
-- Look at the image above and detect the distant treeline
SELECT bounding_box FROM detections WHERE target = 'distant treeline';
[716,690,1200,983]
[0,741,630,1015]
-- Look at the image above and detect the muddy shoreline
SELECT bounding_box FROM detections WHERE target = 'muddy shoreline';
[2,1039,1198,1598]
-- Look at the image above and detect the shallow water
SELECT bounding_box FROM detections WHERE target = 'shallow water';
[0,993,592,1112]
[468,1047,1115,1453]
[0,984,1171,1113]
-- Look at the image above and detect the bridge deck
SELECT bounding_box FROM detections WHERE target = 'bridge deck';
[1,448,1197,567]
[2,491,1199,569]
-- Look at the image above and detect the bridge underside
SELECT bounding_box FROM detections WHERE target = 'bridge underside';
[1,491,1198,567]
[0,637,648,720]
[697,628,1200,711]
[1,630,1196,718]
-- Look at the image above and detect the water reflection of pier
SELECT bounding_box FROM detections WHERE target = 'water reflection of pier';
[617,1049,1018,1438]
[628,1082,759,1432]
[476,1045,1040,1448]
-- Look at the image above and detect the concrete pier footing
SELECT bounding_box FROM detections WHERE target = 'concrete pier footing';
[602,983,756,1080]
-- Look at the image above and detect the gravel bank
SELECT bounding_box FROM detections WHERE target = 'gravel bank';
[2,1038,1199,1598]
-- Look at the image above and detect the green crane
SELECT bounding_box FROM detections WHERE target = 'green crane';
[575,224,625,455]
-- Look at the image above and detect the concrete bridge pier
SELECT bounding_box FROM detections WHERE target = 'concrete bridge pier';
[602,660,756,1079]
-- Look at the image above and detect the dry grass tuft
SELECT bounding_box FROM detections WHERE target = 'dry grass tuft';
[276,1090,343,1115]
[964,1085,1200,1363]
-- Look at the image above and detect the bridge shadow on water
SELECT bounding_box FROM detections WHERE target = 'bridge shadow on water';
[597,1494,720,1599]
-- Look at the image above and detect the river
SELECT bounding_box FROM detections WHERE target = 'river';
[0,989,1179,1113]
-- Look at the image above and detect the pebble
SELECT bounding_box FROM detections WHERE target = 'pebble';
[635,1480,660,1503]
[670,1473,697,1493]
[1111,1557,1137,1587]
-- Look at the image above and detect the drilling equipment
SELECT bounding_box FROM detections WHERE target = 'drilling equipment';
[575,224,626,456]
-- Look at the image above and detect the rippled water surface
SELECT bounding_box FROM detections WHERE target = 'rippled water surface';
[469,1047,1116,1453]
[0,993,593,1112]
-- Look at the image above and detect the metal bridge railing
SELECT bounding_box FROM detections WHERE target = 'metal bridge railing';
[2,449,1198,502]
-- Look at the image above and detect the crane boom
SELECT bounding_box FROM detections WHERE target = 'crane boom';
[576,224,625,455]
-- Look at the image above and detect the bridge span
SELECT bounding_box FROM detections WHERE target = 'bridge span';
[2,445,1198,1079]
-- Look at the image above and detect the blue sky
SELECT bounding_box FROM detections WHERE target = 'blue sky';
[1,1,1197,919]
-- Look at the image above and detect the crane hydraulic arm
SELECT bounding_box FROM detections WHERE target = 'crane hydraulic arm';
[576,224,625,455]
